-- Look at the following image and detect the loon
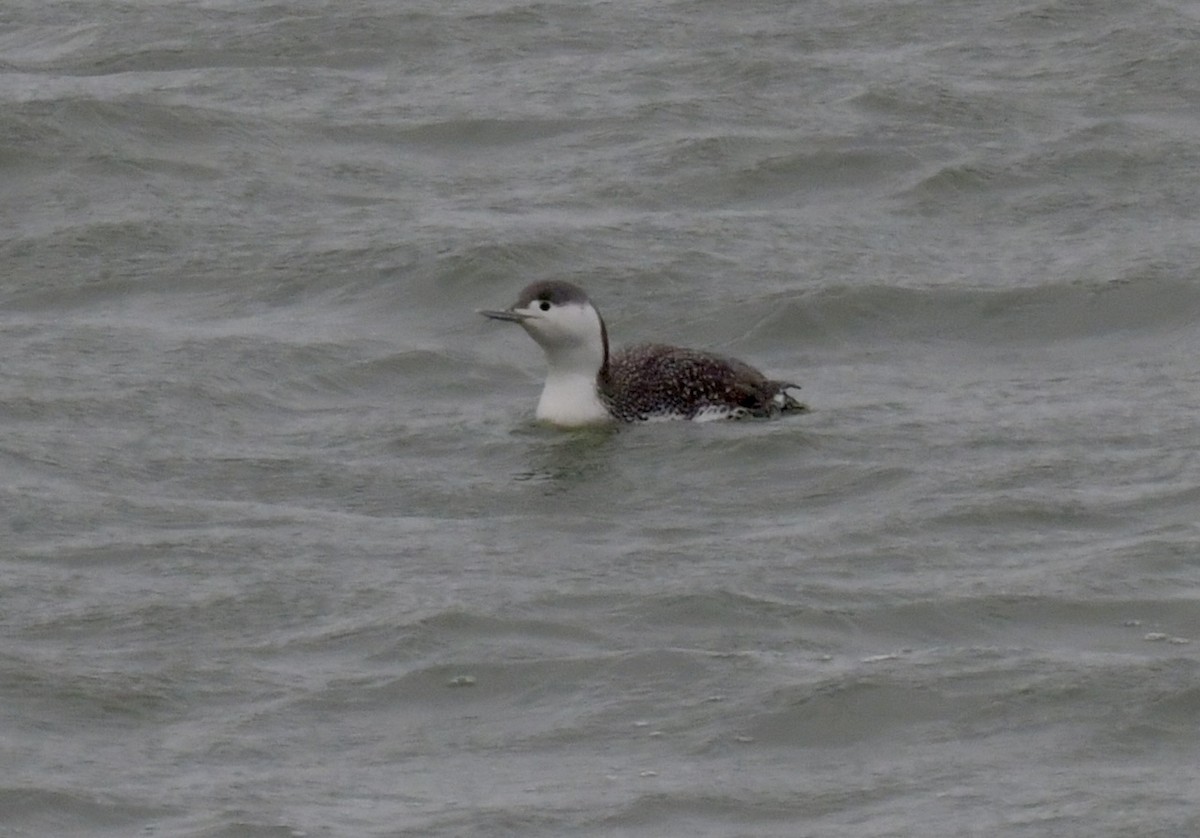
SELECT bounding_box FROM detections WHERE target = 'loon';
[479,280,806,426]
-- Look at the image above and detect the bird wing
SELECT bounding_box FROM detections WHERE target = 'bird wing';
[604,344,795,419]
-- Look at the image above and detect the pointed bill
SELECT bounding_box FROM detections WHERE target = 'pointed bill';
[478,308,532,323]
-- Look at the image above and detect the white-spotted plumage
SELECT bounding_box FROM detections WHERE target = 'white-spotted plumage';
[480,281,806,427]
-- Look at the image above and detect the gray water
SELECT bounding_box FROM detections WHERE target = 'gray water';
[3,1,1200,836]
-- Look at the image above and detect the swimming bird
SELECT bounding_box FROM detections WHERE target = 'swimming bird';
[479,280,806,426]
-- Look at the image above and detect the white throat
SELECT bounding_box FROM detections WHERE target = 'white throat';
[526,308,611,426]
[536,368,609,426]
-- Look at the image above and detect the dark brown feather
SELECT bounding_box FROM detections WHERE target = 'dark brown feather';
[599,343,803,421]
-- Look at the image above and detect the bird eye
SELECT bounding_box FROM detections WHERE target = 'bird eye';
[539,301,551,311]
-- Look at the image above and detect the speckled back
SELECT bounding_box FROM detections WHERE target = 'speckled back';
[599,343,801,421]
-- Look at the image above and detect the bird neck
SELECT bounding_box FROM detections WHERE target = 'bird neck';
[535,369,609,425]
[534,313,612,426]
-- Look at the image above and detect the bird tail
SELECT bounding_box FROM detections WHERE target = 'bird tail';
[773,382,808,414]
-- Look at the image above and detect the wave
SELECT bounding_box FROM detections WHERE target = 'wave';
[747,275,1200,347]
[0,787,172,833]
